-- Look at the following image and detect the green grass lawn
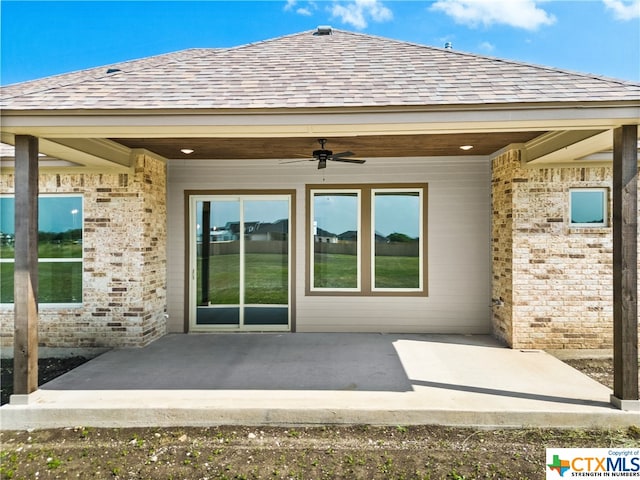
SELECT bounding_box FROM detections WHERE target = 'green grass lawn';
[315,253,419,289]
[0,261,82,303]
[198,253,288,305]
[375,255,420,288]
[314,253,358,288]
[196,252,419,304]
[0,241,83,303]
[0,249,418,305]
[0,243,82,259]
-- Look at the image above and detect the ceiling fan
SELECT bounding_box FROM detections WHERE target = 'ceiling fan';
[284,138,367,169]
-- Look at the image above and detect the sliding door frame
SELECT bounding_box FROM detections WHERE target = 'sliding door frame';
[184,190,296,332]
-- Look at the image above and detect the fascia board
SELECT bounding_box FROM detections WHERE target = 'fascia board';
[0,105,639,139]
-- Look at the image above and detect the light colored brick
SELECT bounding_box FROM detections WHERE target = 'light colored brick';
[492,149,639,349]
[0,153,167,348]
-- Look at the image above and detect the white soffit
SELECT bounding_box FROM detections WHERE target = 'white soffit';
[524,127,640,165]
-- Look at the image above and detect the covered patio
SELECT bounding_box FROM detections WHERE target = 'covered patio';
[1,28,638,417]
[1,333,637,430]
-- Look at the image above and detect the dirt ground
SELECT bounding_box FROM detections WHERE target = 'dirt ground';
[1,357,639,480]
[0,357,90,406]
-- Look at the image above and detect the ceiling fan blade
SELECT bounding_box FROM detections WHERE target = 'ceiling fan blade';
[280,157,315,164]
[330,157,366,164]
[332,151,355,158]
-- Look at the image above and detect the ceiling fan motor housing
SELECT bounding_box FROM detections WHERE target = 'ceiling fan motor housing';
[313,149,332,161]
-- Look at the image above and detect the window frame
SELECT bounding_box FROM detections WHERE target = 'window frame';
[306,183,428,297]
[0,193,84,307]
[371,188,424,293]
[308,188,362,293]
[568,187,609,228]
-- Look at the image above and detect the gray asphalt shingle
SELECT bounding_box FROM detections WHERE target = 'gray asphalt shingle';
[2,29,639,110]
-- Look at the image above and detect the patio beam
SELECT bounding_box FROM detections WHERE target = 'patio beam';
[13,135,39,397]
[611,124,639,411]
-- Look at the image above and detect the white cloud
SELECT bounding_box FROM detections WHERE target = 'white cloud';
[431,0,556,31]
[284,0,315,16]
[603,0,640,20]
[330,0,393,29]
[478,41,495,53]
[296,7,313,16]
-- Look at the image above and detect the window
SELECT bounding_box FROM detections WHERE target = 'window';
[307,184,427,296]
[0,195,83,305]
[372,189,421,291]
[569,188,608,227]
[311,190,360,291]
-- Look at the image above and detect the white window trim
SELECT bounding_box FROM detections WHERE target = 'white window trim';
[0,193,84,306]
[307,183,428,296]
[188,193,292,332]
[310,189,361,292]
[371,187,424,293]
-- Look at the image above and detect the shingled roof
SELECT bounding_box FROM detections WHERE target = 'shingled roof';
[2,29,639,111]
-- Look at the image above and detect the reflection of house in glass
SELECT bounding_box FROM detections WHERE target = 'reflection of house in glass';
[337,230,357,243]
[314,228,338,244]
[0,232,14,246]
[248,219,288,241]
[316,229,410,244]
[208,220,289,243]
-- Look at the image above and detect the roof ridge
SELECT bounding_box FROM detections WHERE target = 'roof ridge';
[215,29,317,53]
[0,48,220,100]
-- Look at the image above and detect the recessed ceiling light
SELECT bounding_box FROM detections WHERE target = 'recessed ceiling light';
[459,145,474,151]
[181,148,194,155]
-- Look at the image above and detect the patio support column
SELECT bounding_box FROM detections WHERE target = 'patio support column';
[13,135,39,397]
[611,124,639,411]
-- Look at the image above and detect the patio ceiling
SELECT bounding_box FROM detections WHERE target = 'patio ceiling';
[112,131,544,160]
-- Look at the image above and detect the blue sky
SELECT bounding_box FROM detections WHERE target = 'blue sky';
[1,0,639,86]
[0,196,83,234]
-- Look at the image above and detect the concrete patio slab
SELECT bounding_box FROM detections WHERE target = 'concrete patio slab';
[1,333,637,430]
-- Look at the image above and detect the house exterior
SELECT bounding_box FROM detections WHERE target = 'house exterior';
[0,29,638,362]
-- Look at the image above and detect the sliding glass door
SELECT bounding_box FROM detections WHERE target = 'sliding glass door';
[190,194,291,331]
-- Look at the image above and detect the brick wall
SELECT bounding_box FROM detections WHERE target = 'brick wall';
[492,148,639,349]
[0,152,167,348]
[491,149,517,345]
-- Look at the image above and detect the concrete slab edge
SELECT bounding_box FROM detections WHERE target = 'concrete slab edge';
[1,407,638,431]
[610,395,640,412]
[8,391,47,405]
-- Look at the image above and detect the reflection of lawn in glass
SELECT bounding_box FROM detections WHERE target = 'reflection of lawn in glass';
[375,256,420,288]
[314,253,420,289]
[0,262,82,303]
[198,253,288,305]
[0,243,82,259]
[314,253,358,288]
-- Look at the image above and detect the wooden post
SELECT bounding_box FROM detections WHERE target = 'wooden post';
[612,124,639,410]
[13,135,39,397]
